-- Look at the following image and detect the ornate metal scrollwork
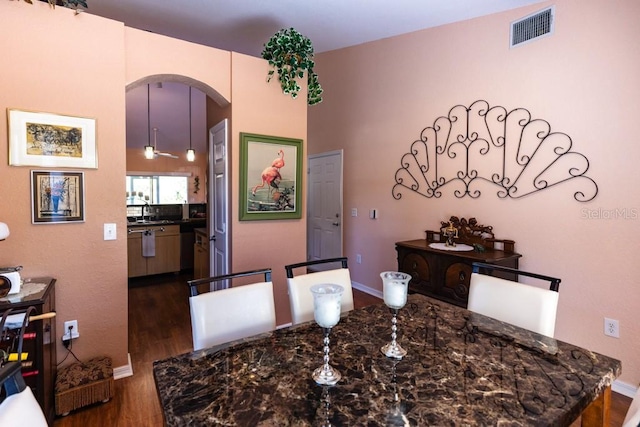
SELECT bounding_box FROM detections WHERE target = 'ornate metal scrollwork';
[392,100,598,202]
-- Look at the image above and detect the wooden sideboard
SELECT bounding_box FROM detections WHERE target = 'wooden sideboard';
[0,277,56,425]
[396,217,522,307]
[396,239,521,307]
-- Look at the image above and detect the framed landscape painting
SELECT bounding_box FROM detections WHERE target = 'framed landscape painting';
[8,109,97,168]
[239,132,302,221]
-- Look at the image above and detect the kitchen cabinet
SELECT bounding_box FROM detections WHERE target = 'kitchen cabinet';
[127,225,180,278]
[0,278,56,425]
[193,228,209,280]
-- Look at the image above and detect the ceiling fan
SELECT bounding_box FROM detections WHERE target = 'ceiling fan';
[143,83,178,160]
[150,127,178,159]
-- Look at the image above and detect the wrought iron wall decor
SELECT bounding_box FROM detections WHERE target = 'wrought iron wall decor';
[392,100,598,202]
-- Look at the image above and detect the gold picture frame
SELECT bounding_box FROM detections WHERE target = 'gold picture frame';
[31,170,85,224]
[8,109,97,168]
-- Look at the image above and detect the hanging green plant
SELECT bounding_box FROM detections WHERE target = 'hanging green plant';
[13,0,88,12]
[261,28,323,106]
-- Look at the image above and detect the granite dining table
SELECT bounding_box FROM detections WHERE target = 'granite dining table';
[153,293,621,426]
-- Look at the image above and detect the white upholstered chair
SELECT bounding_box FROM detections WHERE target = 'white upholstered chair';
[467,262,561,337]
[187,268,276,351]
[0,361,48,426]
[284,257,354,325]
[0,308,47,426]
[623,385,640,427]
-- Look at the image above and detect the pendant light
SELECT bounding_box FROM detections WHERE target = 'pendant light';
[186,86,195,162]
[144,84,155,160]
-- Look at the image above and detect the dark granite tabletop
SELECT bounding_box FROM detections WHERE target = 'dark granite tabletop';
[153,294,621,426]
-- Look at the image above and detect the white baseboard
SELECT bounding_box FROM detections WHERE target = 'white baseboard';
[113,353,134,380]
[352,281,382,299]
[277,322,293,330]
[613,379,638,398]
[351,281,637,400]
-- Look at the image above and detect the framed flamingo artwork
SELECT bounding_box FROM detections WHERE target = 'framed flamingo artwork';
[239,132,302,221]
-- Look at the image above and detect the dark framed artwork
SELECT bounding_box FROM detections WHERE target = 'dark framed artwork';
[239,132,302,220]
[31,170,85,224]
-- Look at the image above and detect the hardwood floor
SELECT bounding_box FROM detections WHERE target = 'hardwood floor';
[53,274,631,426]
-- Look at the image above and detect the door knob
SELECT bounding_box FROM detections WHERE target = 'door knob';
[332,222,339,226]
[210,235,216,241]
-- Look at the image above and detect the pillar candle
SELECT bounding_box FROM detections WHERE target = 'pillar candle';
[311,284,344,328]
[384,280,408,309]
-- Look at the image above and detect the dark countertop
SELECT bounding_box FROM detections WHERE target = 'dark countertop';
[397,238,522,261]
[126,218,206,229]
[153,294,620,426]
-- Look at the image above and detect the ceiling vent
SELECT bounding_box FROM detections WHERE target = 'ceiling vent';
[510,6,554,48]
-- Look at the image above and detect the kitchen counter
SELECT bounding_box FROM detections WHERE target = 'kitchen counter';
[127,218,206,228]
[127,219,206,276]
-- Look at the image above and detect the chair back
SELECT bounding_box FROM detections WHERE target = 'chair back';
[623,385,640,427]
[468,262,560,337]
[0,362,48,426]
[285,258,354,325]
[188,269,276,351]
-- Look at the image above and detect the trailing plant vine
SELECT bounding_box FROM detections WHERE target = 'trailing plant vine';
[13,0,88,12]
[261,28,323,105]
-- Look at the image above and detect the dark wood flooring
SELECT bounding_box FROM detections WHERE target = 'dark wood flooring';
[53,273,632,427]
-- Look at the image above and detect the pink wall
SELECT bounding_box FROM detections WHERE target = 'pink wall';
[0,2,307,369]
[230,53,308,325]
[125,27,231,106]
[0,3,128,366]
[309,0,640,388]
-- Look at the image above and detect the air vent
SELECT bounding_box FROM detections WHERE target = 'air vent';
[510,6,554,48]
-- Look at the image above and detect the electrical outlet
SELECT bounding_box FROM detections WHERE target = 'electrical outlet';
[604,317,619,338]
[356,254,362,264]
[351,208,358,217]
[63,320,80,340]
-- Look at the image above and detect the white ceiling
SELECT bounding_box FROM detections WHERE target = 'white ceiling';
[87,0,546,57]
[107,0,547,154]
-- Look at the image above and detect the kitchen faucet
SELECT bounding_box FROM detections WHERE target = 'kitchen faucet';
[142,202,150,221]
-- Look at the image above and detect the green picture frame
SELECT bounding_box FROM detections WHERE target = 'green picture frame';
[239,132,302,221]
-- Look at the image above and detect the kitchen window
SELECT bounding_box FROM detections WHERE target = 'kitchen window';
[126,174,189,205]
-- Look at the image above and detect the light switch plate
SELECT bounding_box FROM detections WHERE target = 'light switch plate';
[104,223,117,240]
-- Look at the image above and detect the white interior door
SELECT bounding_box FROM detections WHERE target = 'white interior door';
[307,151,343,263]
[209,119,229,286]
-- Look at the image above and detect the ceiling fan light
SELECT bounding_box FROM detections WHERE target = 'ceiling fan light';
[186,148,195,162]
[144,145,155,159]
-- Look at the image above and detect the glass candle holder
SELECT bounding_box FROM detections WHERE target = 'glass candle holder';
[380,271,411,359]
[310,283,344,386]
